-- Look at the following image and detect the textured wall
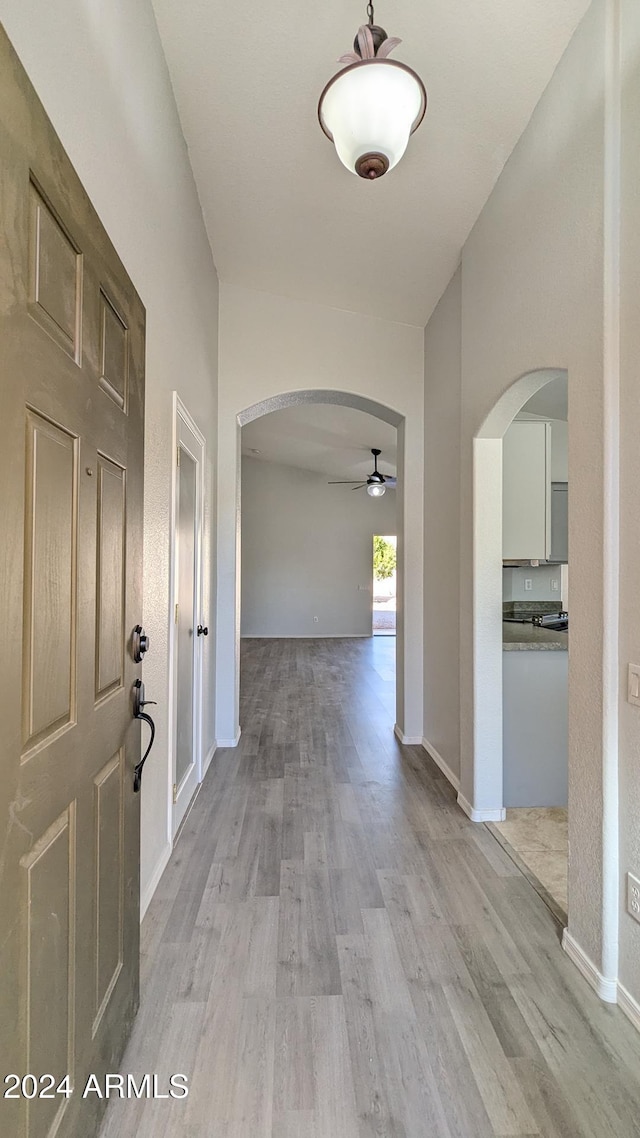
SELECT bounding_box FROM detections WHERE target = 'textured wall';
[423,268,462,777]
[618,0,640,1011]
[217,285,424,743]
[241,457,396,638]
[464,0,606,967]
[0,0,220,913]
[425,1,609,969]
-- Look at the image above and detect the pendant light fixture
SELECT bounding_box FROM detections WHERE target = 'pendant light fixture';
[318,1,427,180]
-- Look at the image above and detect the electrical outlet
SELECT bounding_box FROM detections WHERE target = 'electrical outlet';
[313,616,319,623]
[524,578,533,591]
[627,873,640,924]
[550,578,559,592]
[628,664,640,706]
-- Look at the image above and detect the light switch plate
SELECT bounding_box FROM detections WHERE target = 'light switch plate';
[627,872,640,923]
[628,664,640,706]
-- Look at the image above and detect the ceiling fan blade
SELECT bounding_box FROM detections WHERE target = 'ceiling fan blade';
[327,480,365,484]
[351,484,366,490]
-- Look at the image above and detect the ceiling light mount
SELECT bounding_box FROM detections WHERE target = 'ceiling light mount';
[318,1,427,180]
[355,2,388,55]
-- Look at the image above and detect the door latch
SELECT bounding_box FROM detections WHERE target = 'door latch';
[132,679,157,793]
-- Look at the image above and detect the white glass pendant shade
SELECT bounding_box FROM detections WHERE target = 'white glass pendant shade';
[367,481,386,497]
[319,60,426,179]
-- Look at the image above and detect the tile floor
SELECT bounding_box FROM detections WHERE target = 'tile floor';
[489,807,568,919]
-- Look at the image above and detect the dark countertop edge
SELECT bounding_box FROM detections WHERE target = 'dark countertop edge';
[502,622,568,652]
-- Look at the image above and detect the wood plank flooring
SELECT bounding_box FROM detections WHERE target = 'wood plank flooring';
[101,637,640,1138]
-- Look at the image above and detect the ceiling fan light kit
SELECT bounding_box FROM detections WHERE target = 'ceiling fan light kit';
[318,1,427,180]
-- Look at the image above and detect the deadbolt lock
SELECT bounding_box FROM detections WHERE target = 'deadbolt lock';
[132,624,150,663]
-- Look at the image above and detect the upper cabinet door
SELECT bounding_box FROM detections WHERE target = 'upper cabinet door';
[503,420,550,560]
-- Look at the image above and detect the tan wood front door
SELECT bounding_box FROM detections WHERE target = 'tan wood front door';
[0,26,146,1138]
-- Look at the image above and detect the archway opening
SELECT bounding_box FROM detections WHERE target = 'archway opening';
[215,388,423,750]
[241,402,397,659]
[471,367,569,916]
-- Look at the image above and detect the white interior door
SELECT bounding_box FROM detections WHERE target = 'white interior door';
[172,400,205,833]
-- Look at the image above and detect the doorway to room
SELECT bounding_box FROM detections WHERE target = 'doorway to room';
[373,535,397,636]
[474,369,569,922]
[237,398,404,735]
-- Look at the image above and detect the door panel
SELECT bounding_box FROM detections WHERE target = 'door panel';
[99,290,128,409]
[22,411,78,751]
[92,751,124,1033]
[0,24,145,1138]
[95,456,126,702]
[21,804,76,1138]
[28,182,83,361]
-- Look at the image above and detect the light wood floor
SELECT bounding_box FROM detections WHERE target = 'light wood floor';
[102,638,640,1138]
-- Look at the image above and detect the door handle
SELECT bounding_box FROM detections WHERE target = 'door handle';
[132,679,157,793]
[197,625,208,636]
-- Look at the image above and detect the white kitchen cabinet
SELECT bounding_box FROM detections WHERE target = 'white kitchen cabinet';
[503,420,551,560]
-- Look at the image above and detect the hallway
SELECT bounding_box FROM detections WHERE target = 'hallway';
[102,638,640,1138]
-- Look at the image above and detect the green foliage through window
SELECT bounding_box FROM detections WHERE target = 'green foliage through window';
[373,536,396,581]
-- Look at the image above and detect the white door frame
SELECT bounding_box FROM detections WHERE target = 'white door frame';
[169,392,206,835]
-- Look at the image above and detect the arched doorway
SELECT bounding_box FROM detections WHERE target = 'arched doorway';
[468,367,568,820]
[215,389,424,749]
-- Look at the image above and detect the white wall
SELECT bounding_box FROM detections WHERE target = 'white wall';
[423,267,462,779]
[0,0,220,913]
[503,566,563,602]
[241,457,396,638]
[217,284,424,744]
[425,0,615,983]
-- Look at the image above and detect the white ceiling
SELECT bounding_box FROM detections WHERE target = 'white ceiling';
[152,0,589,326]
[241,404,397,480]
[520,374,568,420]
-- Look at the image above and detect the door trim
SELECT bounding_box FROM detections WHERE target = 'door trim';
[168,392,206,838]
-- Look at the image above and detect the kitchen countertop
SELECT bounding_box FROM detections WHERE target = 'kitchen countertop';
[503,621,568,652]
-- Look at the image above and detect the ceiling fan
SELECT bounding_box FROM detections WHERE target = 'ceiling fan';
[328,448,396,497]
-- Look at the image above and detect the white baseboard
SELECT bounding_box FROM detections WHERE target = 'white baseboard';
[202,740,216,777]
[241,633,369,639]
[394,725,422,745]
[216,727,241,748]
[618,981,640,1032]
[421,738,460,792]
[562,930,618,1003]
[140,840,172,922]
[457,793,506,823]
